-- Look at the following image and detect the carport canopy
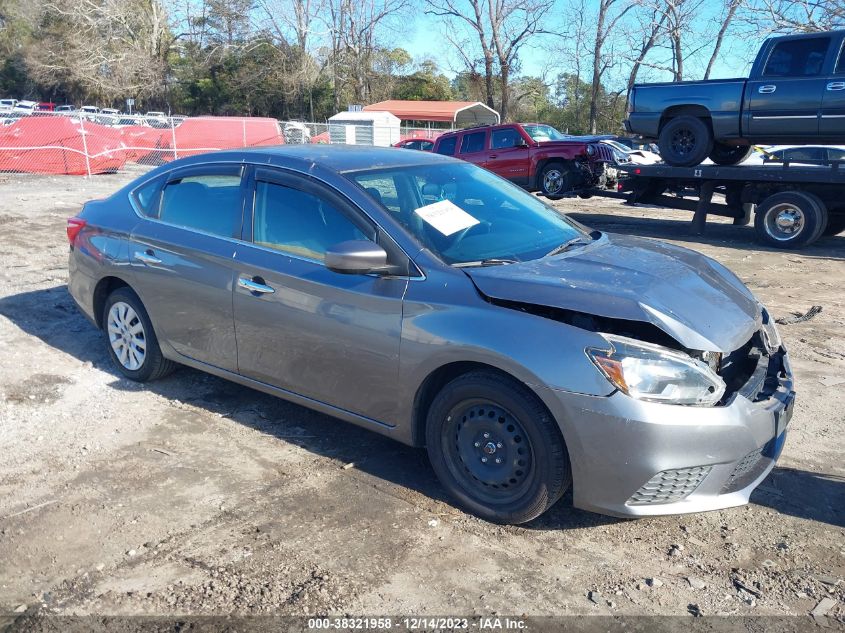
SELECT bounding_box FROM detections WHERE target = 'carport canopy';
[363,100,500,126]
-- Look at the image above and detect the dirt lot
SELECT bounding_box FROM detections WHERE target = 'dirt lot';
[0,165,843,621]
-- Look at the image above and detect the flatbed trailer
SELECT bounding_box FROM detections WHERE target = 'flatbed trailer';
[605,161,845,249]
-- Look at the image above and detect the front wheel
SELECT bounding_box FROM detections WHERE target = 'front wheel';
[425,371,571,524]
[708,142,752,166]
[103,287,176,382]
[657,115,713,167]
[539,161,575,197]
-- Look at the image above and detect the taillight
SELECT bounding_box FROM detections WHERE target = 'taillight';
[67,217,87,245]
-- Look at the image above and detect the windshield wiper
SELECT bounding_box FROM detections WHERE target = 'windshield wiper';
[454,258,519,268]
[545,235,593,257]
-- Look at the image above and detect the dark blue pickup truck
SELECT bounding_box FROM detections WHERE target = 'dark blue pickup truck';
[625,31,845,166]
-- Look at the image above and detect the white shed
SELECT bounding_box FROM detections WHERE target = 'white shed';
[328,110,401,147]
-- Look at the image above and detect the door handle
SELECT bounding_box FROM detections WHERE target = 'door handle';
[758,85,777,94]
[134,250,162,265]
[827,81,845,91]
[489,154,498,159]
[238,276,275,295]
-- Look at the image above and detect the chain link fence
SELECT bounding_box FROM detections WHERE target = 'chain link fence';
[0,110,452,177]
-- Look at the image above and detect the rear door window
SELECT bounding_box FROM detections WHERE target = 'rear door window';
[460,131,487,154]
[155,171,244,238]
[435,136,458,155]
[764,37,830,77]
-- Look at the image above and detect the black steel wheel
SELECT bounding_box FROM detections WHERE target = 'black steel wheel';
[658,115,713,167]
[426,371,570,524]
[708,142,753,166]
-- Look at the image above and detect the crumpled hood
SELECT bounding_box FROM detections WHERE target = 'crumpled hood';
[465,233,761,353]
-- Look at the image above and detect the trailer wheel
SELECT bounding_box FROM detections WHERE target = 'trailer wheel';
[709,143,753,166]
[754,191,828,249]
[658,116,713,167]
[822,214,845,236]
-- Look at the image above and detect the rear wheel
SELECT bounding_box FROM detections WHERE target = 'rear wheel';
[708,142,753,166]
[103,287,176,382]
[754,191,828,249]
[425,371,571,524]
[658,115,713,167]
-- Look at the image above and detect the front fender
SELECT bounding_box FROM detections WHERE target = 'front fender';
[395,271,615,441]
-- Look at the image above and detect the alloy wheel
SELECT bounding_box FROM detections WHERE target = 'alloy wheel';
[543,169,564,195]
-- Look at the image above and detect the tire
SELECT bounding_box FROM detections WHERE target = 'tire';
[539,161,575,198]
[822,214,845,236]
[657,116,713,167]
[425,371,571,524]
[102,287,176,382]
[753,191,828,249]
[708,142,753,166]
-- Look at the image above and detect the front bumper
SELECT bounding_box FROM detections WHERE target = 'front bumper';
[540,347,795,518]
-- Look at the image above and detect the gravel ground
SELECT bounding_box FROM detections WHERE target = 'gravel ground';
[0,166,843,622]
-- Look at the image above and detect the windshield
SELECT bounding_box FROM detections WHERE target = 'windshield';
[521,124,567,142]
[602,140,630,153]
[347,162,588,265]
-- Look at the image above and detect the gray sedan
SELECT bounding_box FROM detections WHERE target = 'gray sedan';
[67,146,795,524]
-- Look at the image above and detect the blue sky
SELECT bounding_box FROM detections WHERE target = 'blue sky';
[401,2,761,88]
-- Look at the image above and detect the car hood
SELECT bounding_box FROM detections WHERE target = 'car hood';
[464,233,761,353]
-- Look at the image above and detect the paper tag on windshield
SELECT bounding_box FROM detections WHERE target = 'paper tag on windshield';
[414,200,479,236]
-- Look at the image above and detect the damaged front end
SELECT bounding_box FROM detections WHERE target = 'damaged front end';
[483,295,784,409]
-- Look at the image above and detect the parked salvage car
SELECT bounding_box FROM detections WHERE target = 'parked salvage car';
[394,137,435,151]
[67,146,795,524]
[626,30,845,166]
[602,139,661,165]
[432,123,615,197]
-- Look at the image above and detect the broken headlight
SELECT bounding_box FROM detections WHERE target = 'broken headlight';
[587,334,726,406]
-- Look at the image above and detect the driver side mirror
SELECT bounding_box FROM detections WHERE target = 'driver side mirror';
[516,139,529,148]
[325,240,389,275]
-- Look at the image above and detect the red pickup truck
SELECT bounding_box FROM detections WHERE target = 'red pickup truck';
[432,123,615,197]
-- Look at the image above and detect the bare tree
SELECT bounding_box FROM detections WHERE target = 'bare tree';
[625,0,668,96]
[589,0,634,132]
[29,0,173,103]
[487,0,552,120]
[740,0,845,33]
[427,0,550,120]
[257,0,324,118]
[704,0,743,79]
[425,0,497,110]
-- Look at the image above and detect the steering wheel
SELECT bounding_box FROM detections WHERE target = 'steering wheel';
[448,220,492,248]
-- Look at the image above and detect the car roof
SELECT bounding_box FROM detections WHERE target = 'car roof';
[238,144,457,172]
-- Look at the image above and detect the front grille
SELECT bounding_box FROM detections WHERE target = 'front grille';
[592,144,616,163]
[627,466,711,506]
